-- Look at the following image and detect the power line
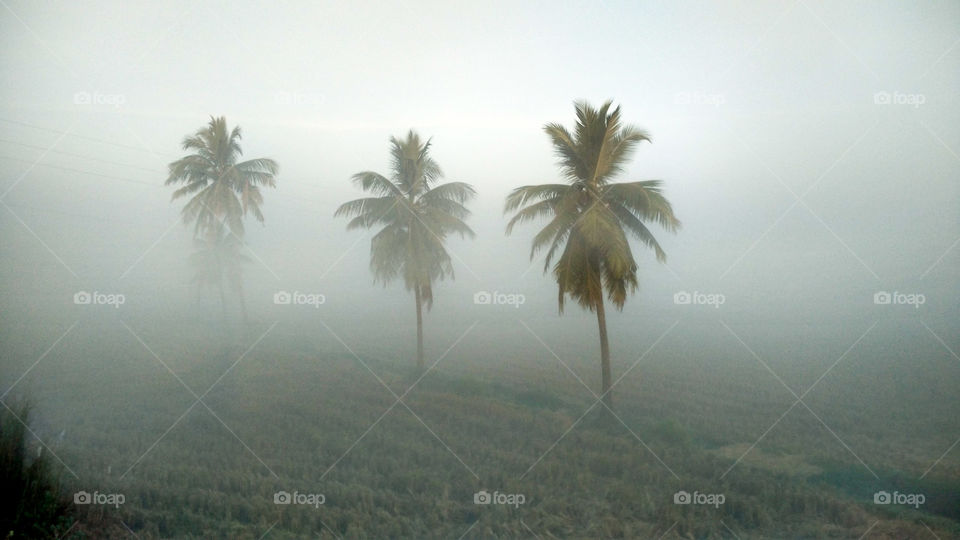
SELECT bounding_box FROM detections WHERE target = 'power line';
[0,138,162,173]
[0,117,178,157]
[0,154,159,188]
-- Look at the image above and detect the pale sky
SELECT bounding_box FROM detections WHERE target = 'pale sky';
[1,0,958,351]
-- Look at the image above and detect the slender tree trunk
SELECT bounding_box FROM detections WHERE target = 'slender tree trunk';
[414,286,425,370]
[596,294,613,410]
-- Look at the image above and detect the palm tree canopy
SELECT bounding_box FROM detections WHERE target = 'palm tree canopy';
[504,100,680,312]
[335,130,476,308]
[165,116,279,238]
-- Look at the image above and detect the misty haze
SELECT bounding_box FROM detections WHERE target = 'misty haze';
[1,1,958,539]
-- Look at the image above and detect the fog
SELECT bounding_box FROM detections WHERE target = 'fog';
[1,1,958,538]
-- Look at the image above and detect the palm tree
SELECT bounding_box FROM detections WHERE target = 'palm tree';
[505,100,680,409]
[189,224,251,322]
[165,116,279,238]
[336,131,476,369]
[166,116,277,323]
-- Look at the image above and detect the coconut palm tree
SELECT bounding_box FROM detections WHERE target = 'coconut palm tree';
[505,100,680,409]
[336,131,476,369]
[166,116,277,323]
[165,116,279,238]
[189,224,251,322]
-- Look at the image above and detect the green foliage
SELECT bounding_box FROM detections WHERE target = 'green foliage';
[0,402,75,538]
[19,337,958,539]
[165,116,279,239]
[335,131,476,307]
[504,100,680,313]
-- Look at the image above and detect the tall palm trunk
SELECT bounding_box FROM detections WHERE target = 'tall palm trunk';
[596,293,613,410]
[414,286,424,370]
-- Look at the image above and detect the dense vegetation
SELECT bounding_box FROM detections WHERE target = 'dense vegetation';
[4,316,958,538]
[1,403,74,538]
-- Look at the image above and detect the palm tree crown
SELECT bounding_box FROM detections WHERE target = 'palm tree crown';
[165,116,279,238]
[505,100,680,313]
[335,130,476,307]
